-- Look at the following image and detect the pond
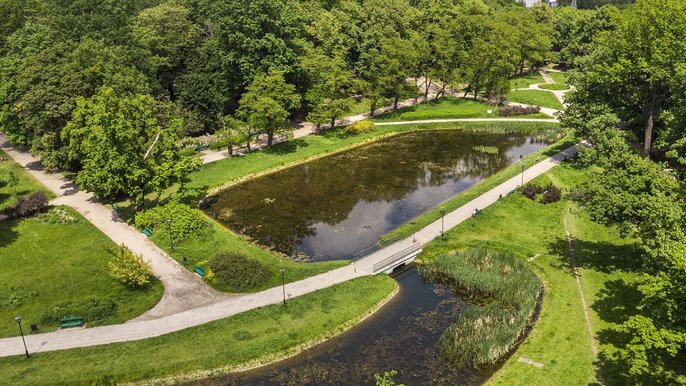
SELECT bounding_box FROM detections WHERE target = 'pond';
[188,267,490,386]
[203,130,548,261]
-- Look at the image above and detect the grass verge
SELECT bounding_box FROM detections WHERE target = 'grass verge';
[0,275,398,386]
[507,90,564,110]
[538,84,569,91]
[0,149,54,211]
[0,206,163,338]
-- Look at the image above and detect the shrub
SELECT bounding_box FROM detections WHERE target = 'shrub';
[41,297,116,325]
[4,191,49,218]
[108,245,153,288]
[38,206,77,224]
[421,248,541,368]
[472,145,499,155]
[540,184,562,204]
[207,253,271,292]
[520,184,542,200]
[496,105,541,117]
[135,201,207,240]
[345,121,375,135]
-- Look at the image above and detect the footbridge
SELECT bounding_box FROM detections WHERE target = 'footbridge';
[369,242,422,274]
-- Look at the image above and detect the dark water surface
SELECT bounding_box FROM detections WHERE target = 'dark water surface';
[189,267,489,386]
[204,130,547,261]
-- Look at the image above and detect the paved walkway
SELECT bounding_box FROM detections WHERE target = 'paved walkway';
[0,136,232,322]
[374,117,558,126]
[0,142,579,357]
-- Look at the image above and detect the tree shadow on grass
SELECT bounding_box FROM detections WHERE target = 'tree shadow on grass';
[548,236,643,275]
[262,138,309,155]
[0,217,21,249]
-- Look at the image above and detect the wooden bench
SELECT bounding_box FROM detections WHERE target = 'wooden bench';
[60,316,84,329]
[194,266,206,277]
[142,227,153,237]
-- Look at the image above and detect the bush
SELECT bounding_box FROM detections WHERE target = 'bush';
[497,105,541,117]
[40,297,116,325]
[345,121,375,135]
[4,191,49,219]
[540,184,562,204]
[135,201,207,240]
[421,248,541,368]
[520,184,543,200]
[108,245,153,288]
[207,253,271,292]
[38,206,77,224]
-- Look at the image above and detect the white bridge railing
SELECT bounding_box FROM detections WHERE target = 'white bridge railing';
[372,242,422,274]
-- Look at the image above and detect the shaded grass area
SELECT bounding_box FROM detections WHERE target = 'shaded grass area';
[379,129,576,245]
[0,206,163,338]
[370,97,550,122]
[421,248,541,368]
[507,90,564,110]
[547,71,568,85]
[509,72,546,89]
[0,275,397,386]
[148,215,346,293]
[0,149,53,211]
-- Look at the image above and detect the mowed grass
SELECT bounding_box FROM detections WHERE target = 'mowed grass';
[148,215,347,292]
[538,83,569,91]
[370,97,550,122]
[509,72,546,89]
[547,71,569,85]
[0,149,53,211]
[0,206,163,338]
[508,90,564,110]
[0,275,397,386]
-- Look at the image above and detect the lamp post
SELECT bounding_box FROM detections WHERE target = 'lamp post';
[166,218,174,250]
[14,316,29,359]
[518,155,524,186]
[280,268,286,306]
[439,208,446,238]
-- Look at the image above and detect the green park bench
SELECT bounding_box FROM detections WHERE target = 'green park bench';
[60,316,84,329]
[142,227,153,237]
[194,266,206,277]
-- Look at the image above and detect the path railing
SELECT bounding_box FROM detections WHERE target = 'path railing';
[372,242,422,274]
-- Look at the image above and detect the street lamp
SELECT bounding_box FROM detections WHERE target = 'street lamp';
[166,218,174,250]
[518,155,525,186]
[280,268,286,306]
[439,208,446,238]
[14,316,29,359]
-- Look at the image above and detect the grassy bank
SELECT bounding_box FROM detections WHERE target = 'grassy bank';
[379,129,576,245]
[147,214,347,292]
[0,206,163,338]
[421,248,541,368]
[418,162,684,385]
[0,275,397,385]
[0,149,53,211]
[508,90,563,110]
[369,97,550,122]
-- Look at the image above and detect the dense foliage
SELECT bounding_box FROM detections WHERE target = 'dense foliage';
[207,253,272,292]
[2,191,48,219]
[108,245,154,288]
[135,201,207,240]
[421,248,541,368]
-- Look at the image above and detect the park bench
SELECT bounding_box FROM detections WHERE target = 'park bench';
[60,316,84,329]
[142,227,153,237]
[194,265,206,277]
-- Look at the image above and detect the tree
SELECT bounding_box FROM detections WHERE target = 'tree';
[63,87,200,205]
[7,170,18,193]
[216,115,249,157]
[237,72,300,146]
[108,244,153,288]
[302,53,356,130]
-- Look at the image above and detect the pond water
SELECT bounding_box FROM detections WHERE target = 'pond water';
[204,130,548,261]
[188,267,490,386]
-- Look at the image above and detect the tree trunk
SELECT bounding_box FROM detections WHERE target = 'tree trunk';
[370,98,377,117]
[393,94,399,112]
[414,78,419,103]
[330,116,336,130]
[267,130,274,147]
[227,143,233,158]
[425,78,432,99]
[643,88,659,155]
[435,84,446,100]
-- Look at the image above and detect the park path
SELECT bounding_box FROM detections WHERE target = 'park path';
[0,142,579,357]
[0,135,233,322]
[511,70,568,109]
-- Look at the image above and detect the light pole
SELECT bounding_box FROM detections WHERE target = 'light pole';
[518,155,524,186]
[439,208,446,238]
[14,316,29,359]
[280,268,286,306]
[166,218,174,250]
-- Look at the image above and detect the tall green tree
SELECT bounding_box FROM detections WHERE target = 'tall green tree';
[63,87,200,205]
[237,72,300,146]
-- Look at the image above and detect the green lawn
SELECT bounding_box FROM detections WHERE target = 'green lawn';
[0,206,163,338]
[415,162,684,385]
[538,83,569,91]
[0,275,397,385]
[508,90,564,110]
[547,71,568,85]
[370,97,550,122]
[509,72,546,89]
[148,215,347,293]
[0,149,53,211]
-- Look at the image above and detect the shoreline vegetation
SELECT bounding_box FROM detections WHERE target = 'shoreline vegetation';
[0,276,398,386]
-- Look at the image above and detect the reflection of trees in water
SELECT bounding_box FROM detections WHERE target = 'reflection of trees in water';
[206,131,529,257]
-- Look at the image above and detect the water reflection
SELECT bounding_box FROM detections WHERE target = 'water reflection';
[190,267,489,386]
[204,130,547,261]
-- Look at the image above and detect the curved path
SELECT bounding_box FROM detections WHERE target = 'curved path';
[0,143,579,357]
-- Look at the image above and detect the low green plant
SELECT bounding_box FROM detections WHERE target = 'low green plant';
[345,121,375,135]
[421,248,541,368]
[108,245,153,288]
[38,207,77,224]
[41,297,116,325]
[135,201,207,240]
[473,145,499,155]
[208,253,272,292]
